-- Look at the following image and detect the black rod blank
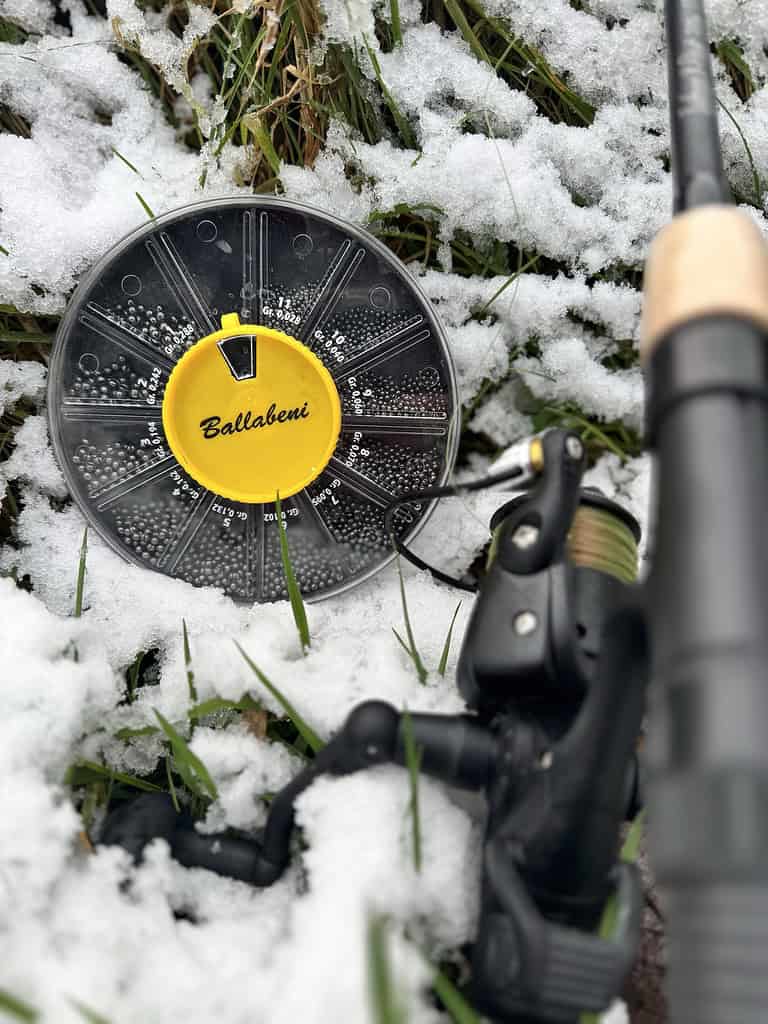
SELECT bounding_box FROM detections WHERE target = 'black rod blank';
[665,0,730,211]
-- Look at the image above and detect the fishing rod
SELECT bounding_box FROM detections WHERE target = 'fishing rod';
[642,1,768,1021]
[94,1,768,1021]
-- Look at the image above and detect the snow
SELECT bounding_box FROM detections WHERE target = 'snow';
[190,724,303,832]
[516,336,643,432]
[0,358,46,416]
[1,413,68,499]
[317,0,378,47]
[0,0,56,34]
[3,0,765,1018]
[481,0,666,107]
[0,5,243,314]
[470,381,534,447]
[285,114,669,275]
[0,362,49,503]
[376,22,537,136]
[107,0,216,98]
[602,1002,629,1024]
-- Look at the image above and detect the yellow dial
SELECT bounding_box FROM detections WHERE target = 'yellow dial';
[162,312,341,503]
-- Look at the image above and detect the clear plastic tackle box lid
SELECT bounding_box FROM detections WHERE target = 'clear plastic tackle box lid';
[48,197,459,603]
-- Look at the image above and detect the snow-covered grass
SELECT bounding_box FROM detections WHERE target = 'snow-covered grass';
[1,0,766,1021]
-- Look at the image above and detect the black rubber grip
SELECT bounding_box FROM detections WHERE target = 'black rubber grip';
[646,315,768,444]
[645,311,768,1023]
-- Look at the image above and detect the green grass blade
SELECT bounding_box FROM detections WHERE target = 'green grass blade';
[363,37,417,150]
[182,620,198,703]
[366,915,407,1024]
[716,38,755,96]
[236,642,324,753]
[0,990,38,1022]
[440,0,490,65]
[620,810,645,863]
[187,694,261,721]
[389,0,402,46]
[65,760,162,793]
[460,0,594,125]
[70,999,112,1024]
[393,626,428,683]
[275,493,310,651]
[135,191,155,220]
[396,557,427,685]
[391,627,412,657]
[401,710,422,873]
[717,97,762,206]
[153,710,218,801]
[246,116,282,175]
[125,650,144,704]
[474,253,540,317]
[268,22,298,96]
[431,968,480,1024]
[163,739,200,796]
[543,407,627,461]
[113,725,159,740]
[437,602,462,677]
[110,147,141,176]
[165,755,180,813]
[74,526,88,617]
[0,330,52,345]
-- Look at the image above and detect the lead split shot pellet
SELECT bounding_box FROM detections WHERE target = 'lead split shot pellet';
[48,198,459,602]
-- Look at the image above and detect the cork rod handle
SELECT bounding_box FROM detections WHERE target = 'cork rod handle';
[640,205,768,363]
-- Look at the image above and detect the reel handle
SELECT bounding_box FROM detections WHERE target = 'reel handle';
[473,848,643,1024]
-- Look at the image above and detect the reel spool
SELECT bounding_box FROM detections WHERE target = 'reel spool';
[568,491,640,584]
[48,198,458,602]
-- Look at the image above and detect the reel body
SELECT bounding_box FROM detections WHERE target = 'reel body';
[48,198,458,602]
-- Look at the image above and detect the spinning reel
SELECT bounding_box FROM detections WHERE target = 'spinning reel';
[100,428,648,1024]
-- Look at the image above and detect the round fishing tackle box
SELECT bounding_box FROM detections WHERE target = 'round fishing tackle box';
[48,198,459,602]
